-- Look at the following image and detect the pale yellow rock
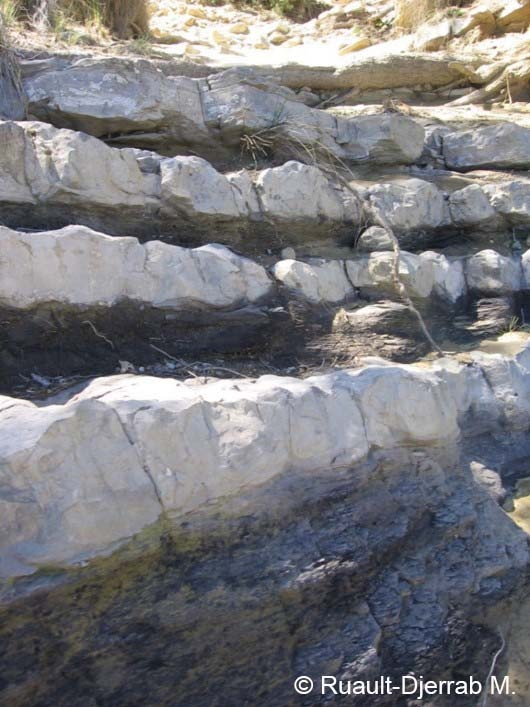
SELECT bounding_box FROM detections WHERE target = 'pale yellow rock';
[212,29,230,45]
[338,37,371,54]
[229,22,250,34]
[184,43,200,55]
[183,16,196,27]
[274,22,290,34]
[188,6,207,19]
[269,32,288,45]
[285,36,303,47]
[254,39,269,49]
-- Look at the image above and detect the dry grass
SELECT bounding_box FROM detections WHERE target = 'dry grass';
[394,0,451,30]
[1,0,149,38]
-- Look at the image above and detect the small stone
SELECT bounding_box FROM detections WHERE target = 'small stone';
[281,247,296,260]
[285,36,303,47]
[188,6,206,19]
[269,33,288,45]
[229,22,249,34]
[183,16,196,27]
[184,43,200,55]
[212,29,230,45]
[338,37,371,54]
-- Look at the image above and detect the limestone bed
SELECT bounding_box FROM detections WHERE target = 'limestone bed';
[3,27,530,706]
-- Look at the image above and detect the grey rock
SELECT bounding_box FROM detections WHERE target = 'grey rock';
[465,250,522,294]
[444,122,530,170]
[22,59,425,165]
[356,226,394,252]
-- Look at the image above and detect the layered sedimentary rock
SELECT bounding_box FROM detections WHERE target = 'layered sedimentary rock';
[274,248,526,304]
[3,223,528,314]
[22,61,425,164]
[443,123,530,171]
[0,225,273,310]
[4,119,530,252]
[1,352,529,704]
[2,348,530,577]
[0,120,362,243]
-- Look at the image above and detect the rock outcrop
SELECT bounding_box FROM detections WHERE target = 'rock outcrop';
[2,348,530,578]
[443,123,530,171]
[22,60,425,163]
[4,118,530,253]
[1,351,529,704]
[0,225,273,310]
[3,18,530,705]
[0,120,362,243]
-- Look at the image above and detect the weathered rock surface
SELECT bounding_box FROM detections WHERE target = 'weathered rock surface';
[3,347,530,579]
[365,178,450,235]
[1,352,529,706]
[356,225,394,251]
[0,225,273,310]
[483,178,530,226]
[0,120,362,242]
[272,258,353,303]
[0,52,27,120]
[465,250,522,294]
[3,119,530,249]
[22,60,425,164]
[444,123,530,170]
[448,183,497,227]
[421,251,467,303]
[346,250,436,299]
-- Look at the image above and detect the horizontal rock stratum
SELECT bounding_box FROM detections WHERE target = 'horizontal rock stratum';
[2,224,529,315]
[22,61,426,162]
[0,226,273,310]
[2,345,530,580]
[3,120,530,248]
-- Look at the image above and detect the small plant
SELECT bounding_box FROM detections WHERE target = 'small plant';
[0,0,20,31]
[239,102,287,167]
[501,315,530,335]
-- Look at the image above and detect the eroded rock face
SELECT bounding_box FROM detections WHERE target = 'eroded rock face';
[0,225,273,310]
[3,348,530,579]
[483,179,530,226]
[272,258,353,303]
[420,251,467,303]
[23,60,425,164]
[346,251,436,298]
[1,353,529,706]
[444,123,530,170]
[3,119,530,249]
[448,183,497,227]
[365,178,449,235]
[0,120,363,242]
[466,250,522,294]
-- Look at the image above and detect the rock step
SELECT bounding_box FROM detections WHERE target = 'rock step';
[19,58,530,171]
[2,346,530,580]
[2,224,528,312]
[0,226,273,311]
[275,248,530,303]
[20,59,530,172]
[2,223,528,392]
[22,62,425,165]
[3,120,530,252]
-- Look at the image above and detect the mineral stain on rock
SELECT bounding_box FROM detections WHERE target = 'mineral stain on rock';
[0,443,527,707]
